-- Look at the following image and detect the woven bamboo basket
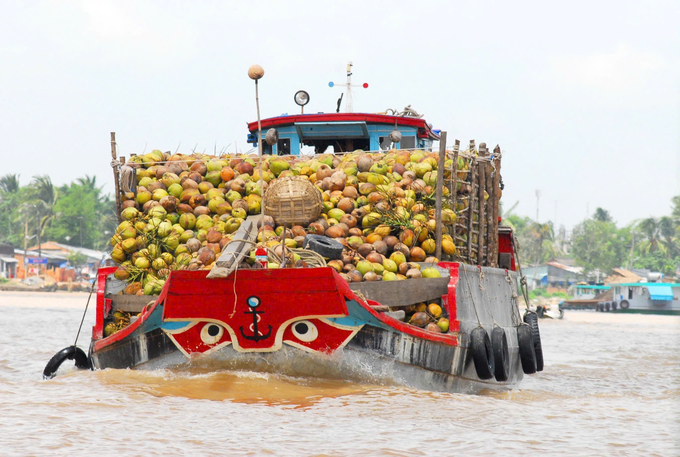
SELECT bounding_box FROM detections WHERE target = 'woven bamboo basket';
[263,177,322,226]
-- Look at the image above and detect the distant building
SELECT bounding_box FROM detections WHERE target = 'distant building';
[14,242,107,281]
[27,242,107,265]
[523,259,587,289]
[0,244,18,279]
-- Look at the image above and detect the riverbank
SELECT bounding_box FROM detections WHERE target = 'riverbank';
[0,291,91,309]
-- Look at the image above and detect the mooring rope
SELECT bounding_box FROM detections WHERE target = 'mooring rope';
[73,279,97,347]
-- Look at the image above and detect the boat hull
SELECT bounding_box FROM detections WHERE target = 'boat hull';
[90,262,527,394]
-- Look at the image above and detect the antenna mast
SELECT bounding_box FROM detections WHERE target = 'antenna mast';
[329,61,368,113]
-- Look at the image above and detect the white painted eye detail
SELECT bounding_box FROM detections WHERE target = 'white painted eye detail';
[200,323,224,345]
[291,320,318,342]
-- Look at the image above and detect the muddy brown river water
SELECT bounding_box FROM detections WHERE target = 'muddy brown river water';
[0,291,678,456]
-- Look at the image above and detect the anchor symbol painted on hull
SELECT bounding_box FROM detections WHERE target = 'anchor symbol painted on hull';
[239,296,272,342]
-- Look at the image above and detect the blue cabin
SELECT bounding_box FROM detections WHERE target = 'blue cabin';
[247,113,440,156]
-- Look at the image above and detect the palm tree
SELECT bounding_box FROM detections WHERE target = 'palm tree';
[658,216,679,258]
[29,175,58,256]
[77,175,104,198]
[525,221,558,265]
[672,196,680,219]
[0,174,20,194]
[635,217,665,255]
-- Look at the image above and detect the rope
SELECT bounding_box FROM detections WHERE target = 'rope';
[506,269,523,327]
[119,165,136,194]
[266,247,326,268]
[229,262,239,318]
[511,236,531,311]
[73,279,97,347]
[460,263,483,328]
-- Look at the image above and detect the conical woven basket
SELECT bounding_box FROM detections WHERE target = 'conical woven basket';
[263,177,322,226]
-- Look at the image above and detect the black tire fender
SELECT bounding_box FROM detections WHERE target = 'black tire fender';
[43,346,91,379]
[302,234,344,260]
[620,300,629,309]
[523,311,544,372]
[517,323,537,374]
[491,327,510,382]
[470,327,495,380]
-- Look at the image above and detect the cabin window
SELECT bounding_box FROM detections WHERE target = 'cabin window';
[379,136,416,151]
[628,288,633,299]
[400,136,416,149]
[277,139,291,156]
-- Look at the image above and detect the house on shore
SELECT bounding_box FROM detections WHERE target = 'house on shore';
[523,258,587,292]
[0,244,18,279]
[13,242,107,281]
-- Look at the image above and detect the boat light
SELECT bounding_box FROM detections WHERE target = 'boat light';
[294,90,310,106]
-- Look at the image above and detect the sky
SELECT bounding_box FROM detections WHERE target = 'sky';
[0,0,678,232]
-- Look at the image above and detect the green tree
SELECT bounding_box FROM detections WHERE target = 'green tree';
[27,175,58,256]
[44,179,116,250]
[0,174,23,246]
[593,207,612,223]
[633,251,677,276]
[671,196,680,219]
[635,217,664,255]
[571,218,628,274]
[0,174,20,193]
[503,215,560,265]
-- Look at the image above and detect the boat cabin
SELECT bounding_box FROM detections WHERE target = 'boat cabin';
[571,284,610,300]
[247,113,440,156]
[611,282,680,314]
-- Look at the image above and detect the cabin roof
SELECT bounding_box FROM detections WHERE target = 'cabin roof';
[247,112,440,140]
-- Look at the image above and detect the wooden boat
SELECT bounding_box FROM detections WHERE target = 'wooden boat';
[43,70,544,392]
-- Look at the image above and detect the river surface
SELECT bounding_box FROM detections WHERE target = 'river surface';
[0,291,678,456]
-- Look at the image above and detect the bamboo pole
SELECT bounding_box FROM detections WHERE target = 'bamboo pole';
[477,145,487,265]
[467,160,476,264]
[111,132,122,223]
[451,140,459,259]
[435,132,447,261]
[492,145,502,267]
[255,80,264,216]
[485,144,495,267]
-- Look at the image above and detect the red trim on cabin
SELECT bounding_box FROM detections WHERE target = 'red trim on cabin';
[247,113,440,140]
[498,227,516,271]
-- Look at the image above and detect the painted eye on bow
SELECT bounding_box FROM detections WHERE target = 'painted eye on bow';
[200,323,224,345]
[291,320,318,342]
